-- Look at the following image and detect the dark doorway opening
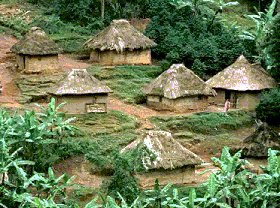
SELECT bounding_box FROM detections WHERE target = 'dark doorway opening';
[225,90,231,100]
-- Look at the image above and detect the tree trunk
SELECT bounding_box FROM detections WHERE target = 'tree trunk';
[101,0,105,19]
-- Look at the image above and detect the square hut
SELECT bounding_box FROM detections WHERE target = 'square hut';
[10,27,60,74]
[50,69,112,114]
[143,64,216,111]
[83,19,156,65]
[121,130,203,188]
[206,55,277,110]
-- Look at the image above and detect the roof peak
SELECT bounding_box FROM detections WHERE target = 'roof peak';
[122,130,203,170]
[112,19,129,24]
[51,68,112,95]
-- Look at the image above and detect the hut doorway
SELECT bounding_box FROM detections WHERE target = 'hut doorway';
[225,90,231,100]
[225,90,238,108]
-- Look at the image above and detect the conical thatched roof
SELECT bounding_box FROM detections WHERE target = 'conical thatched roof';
[143,64,216,99]
[83,19,156,52]
[51,69,112,95]
[122,130,203,170]
[11,27,59,55]
[206,55,277,91]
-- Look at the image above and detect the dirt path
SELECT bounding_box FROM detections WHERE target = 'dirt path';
[0,35,21,107]
[108,97,159,129]
[59,54,91,72]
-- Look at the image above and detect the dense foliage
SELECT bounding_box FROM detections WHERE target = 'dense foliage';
[256,88,280,126]
[264,13,280,81]
[0,98,76,172]
[145,0,249,78]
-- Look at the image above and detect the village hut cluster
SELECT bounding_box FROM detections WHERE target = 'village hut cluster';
[4,19,279,187]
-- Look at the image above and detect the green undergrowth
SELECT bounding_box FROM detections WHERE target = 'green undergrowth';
[150,110,254,136]
[58,110,139,174]
[89,65,163,104]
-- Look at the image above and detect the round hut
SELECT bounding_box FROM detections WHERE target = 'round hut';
[143,64,216,111]
[83,19,156,65]
[206,55,277,110]
[50,69,112,114]
[122,130,203,188]
[11,27,60,74]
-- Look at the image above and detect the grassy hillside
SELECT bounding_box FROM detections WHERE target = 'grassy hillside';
[89,65,163,104]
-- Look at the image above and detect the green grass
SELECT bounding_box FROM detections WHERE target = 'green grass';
[89,65,163,104]
[150,110,254,136]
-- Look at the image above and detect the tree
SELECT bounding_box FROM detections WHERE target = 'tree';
[240,0,277,63]
[264,13,280,81]
[204,0,239,30]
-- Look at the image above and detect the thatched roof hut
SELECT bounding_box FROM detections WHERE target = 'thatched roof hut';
[144,64,216,99]
[10,27,60,74]
[206,55,277,91]
[11,27,59,55]
[83,19,156,65]
[122,130,203,187]
[51,69,112,95]
[143,64,216,111]
[206,55,277,109]
[122,130,203,170]
[50,69,112,114]
[84,19,156,52]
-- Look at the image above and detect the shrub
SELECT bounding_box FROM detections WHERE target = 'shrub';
[256,88,280,126]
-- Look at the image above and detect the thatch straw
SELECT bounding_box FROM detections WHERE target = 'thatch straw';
[122,130,203,170]
[206,55,277,91]
[11,27,59,55]
[50,69,112,95]
[143,64,216,99]
[83,19,156,52]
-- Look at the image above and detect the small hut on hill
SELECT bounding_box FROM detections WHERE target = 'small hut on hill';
[50,69,112,114]
[206,55,277,110]
[122,130,203,188]
[83,19,156,65]
[11,27,60,74]
[143,64,216,111]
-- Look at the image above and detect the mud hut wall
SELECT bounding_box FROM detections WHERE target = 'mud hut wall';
[16,55,25,70]
[89,51,100,62]
[147,95,161,108]
[24,55,59,74]
[162,96,208,111]
[95,94,108,104]
[136,166,196,188]
[208,88,225,106]
[147,96,208,111]
[235,91,260,110]
[90,49,151,65]
[54,95,108,114]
